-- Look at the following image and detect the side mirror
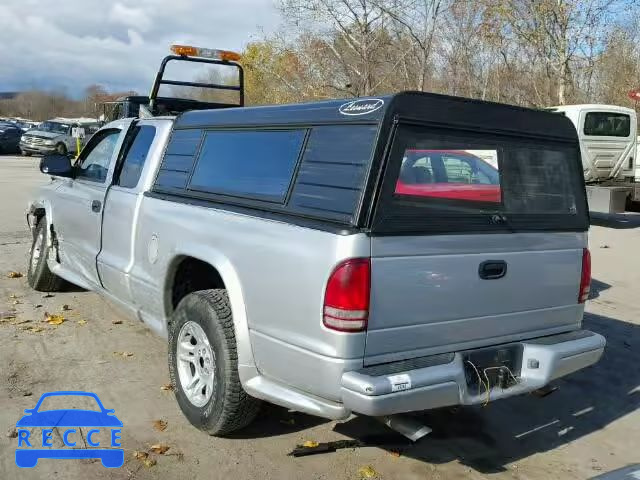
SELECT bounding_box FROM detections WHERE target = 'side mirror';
[40,154,73,178]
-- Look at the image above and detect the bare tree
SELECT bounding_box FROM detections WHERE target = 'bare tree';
[489,0,631,105]
[372,0,445,91]
[279,0,392,96]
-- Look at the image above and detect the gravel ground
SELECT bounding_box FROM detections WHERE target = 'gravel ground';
[0,154,638,480]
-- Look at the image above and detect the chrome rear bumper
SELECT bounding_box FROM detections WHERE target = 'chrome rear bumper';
[340,330,605,416]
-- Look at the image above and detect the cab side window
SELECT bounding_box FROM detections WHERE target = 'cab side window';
[116,125,156,189]
[75,130,120,183]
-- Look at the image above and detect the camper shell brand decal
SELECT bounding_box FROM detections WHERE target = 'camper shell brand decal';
[339,99,384,116]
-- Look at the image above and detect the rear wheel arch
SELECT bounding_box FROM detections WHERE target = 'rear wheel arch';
[163,253,256,377]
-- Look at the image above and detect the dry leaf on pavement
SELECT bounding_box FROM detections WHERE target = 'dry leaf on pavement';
[113,351,134,358]
[133,451,149,460]
[160,383,174,391]
[152,420,168,432]
[61,304,71,311]
[302,440,319,448]
[77,319,87,326]
[44,313,65,325]
[150,444,170,455]
[7,271,23,278]
[358,466,379,479]
[112,320,123,325]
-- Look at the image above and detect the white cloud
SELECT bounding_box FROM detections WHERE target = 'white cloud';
[0,0,280,95]
[109,3,152,32]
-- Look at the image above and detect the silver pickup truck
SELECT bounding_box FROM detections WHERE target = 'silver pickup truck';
[26,92,605,436]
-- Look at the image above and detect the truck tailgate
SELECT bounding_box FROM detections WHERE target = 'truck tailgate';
[364,233,585,365]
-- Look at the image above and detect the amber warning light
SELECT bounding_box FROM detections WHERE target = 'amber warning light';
[170,45,241,62]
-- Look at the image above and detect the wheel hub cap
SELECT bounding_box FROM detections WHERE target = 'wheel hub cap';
[176,321,215,407]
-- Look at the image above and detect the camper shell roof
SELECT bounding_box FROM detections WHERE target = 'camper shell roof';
[174,91,579,142]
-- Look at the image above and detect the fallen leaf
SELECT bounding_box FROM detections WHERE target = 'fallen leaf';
[6,427,17,438]
[150,444,170,455]
[61,304,71,311]
[7,271,23,278]
[152,419,168,432]
[358,466,378,479]
[302,440,319,448]
[44,313,65,326]
[112,320,123,325]
[22,391,32,397]
[160,383,174,392]
[133,451,149,460]
[143,458,157,468]
[113,351,134,358]
[34,304,42,308]
[77,319,87,326]
[389,449,401,458]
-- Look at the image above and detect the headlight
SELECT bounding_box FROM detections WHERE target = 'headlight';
[44,140,55,146]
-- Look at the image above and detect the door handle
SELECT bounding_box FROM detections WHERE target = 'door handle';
[91,200,102,213]
[478,260,507,280]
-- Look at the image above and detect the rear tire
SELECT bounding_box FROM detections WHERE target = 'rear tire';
[168,289,261,436]
[27,219,63,292]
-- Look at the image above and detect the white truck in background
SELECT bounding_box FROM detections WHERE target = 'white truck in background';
[547,104,638,213]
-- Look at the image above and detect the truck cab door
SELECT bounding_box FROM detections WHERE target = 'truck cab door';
[51,120,134,289]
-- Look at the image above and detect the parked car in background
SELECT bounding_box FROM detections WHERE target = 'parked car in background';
[0,122,23,154]
[547,104,637,183]
[396,150,502,203]
[20,118,100,156]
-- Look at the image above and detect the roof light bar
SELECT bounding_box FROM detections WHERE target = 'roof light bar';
[170,45,241,62]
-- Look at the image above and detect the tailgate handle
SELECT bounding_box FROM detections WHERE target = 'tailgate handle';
[479,260,507,280]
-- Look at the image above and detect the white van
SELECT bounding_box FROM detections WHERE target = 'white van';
[547,105,637,183]
[637,136,640,181]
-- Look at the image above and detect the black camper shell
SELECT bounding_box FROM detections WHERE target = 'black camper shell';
[149,91,589,235]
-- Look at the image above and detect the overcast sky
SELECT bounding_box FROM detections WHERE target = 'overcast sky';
[0,0,280,96]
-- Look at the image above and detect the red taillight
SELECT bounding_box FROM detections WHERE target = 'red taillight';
[323,258,370,332]
[579,248,591,303]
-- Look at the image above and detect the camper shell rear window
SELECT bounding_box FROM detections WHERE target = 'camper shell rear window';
[372,124,589,234]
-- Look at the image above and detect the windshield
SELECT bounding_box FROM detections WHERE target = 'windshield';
[374,124,589,234]
[38,121,70,134]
